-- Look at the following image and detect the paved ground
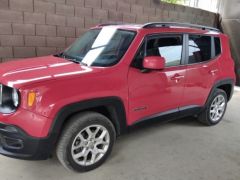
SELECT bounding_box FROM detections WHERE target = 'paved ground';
[1,89,240,180]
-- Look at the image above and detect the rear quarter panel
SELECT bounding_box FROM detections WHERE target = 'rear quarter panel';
[218,35,236,83]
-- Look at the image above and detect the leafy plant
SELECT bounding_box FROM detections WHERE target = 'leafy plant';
[161,0,185,4]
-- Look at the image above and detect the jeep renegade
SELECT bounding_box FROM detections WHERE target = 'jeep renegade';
[0,23,236,172]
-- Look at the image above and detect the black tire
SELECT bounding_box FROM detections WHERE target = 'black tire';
[56,112,116,172]
[198,88,227,126]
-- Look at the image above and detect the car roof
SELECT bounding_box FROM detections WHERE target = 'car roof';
[95,22,221,35]
[94,24,142,31]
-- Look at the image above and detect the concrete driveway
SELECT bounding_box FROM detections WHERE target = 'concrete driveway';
[0,90,240,180]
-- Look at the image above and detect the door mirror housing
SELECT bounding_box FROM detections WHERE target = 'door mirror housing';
[143,56,165,70]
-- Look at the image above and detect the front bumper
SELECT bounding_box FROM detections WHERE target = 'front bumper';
[0,123,53,160]
[0,107,52,138]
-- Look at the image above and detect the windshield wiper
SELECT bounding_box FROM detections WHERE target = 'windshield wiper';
[57,53,88,66]
[67,58,88,66]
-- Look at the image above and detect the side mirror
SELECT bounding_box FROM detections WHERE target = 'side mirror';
[143,56,165,70]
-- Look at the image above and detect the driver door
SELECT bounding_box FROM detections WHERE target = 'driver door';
[128,34,187,125]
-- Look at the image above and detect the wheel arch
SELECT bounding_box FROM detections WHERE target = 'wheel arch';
[206,78,235,105]
[48,97,127,144]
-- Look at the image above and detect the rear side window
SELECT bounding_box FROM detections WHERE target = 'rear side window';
[146,35,183,67]
[188,35,211,64]
[214,37,221,56]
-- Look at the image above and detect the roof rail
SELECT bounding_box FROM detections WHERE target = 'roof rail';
[142,22,220,32]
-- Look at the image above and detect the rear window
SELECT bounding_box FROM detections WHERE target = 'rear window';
[188,35,211,64]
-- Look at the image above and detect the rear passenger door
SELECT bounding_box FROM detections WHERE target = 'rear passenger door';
[181,35,221,108]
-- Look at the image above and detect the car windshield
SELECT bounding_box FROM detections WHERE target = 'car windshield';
[62,27,136,67]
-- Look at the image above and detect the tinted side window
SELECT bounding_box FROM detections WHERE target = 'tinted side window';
[214,37,221,56]
[146,36,183,67]
[188,35,211,64]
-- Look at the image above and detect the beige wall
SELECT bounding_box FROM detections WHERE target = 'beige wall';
[0,0,217,63]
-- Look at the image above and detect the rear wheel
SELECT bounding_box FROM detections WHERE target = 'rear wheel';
[56,112,116,172]
[198,89,227,125]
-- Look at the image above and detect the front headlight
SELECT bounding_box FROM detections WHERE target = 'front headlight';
[0,84,20,114]
[12,88,19,107]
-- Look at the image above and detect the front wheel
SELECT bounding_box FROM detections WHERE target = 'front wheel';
[198,89,227,126]
[56,112,116,172]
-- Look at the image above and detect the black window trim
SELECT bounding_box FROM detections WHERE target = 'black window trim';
[214,36,222,57]
[130,37,146,69]
[185,34,222,66]
[211,36,216,58]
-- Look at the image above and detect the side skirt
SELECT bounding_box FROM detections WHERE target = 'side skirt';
[131,105,203,127]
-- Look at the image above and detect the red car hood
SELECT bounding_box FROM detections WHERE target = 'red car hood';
[0,56,101,88]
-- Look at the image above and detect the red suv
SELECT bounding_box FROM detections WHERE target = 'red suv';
[0,22,236,172]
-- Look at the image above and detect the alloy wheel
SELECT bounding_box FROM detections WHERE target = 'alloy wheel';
[209,94,226,122]
[71,125,110,166]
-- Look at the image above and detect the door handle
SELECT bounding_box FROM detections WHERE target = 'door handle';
[209,69,219,75]
[171,74,185,81]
